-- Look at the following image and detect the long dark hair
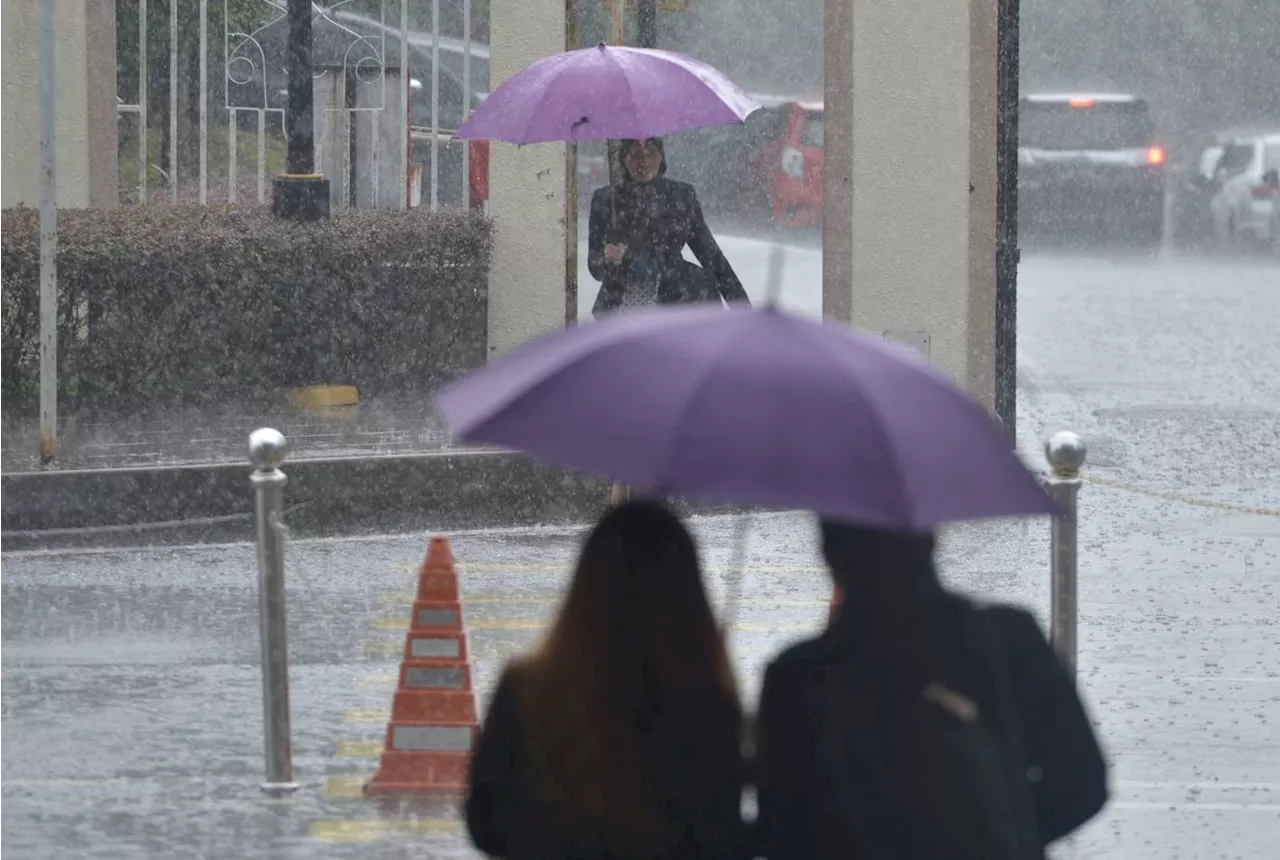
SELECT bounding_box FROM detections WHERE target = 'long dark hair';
[514,500,738,834]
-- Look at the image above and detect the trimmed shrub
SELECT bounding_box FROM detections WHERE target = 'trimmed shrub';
[1,206,491,413]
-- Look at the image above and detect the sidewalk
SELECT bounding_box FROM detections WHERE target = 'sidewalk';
[0,399,613,540]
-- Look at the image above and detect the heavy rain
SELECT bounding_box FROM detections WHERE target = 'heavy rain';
[2,1,1278,858]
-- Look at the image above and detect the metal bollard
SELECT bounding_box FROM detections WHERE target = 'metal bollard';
[1045,430,1087,681]
[249,428,300,796]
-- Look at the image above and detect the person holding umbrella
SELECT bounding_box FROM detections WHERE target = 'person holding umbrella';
[588,137,751,315]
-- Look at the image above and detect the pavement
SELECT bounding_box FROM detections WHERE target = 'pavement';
[4,244,1280,857]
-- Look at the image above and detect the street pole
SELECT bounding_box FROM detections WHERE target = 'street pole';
[995,0,1020,437]
[249,428,300,796]
[272,0,330,220]
[38,0,58,463]
[636,0,657,48]
[1045,430,1086,680]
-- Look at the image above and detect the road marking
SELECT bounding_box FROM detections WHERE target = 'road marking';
[1113,802,1280,812]
[357,674,399,687]
[1181,676,1280,684]
[363,641,404,656]
[309,819,463,843]
[322,775,370,799]
[344,708,391,724]
[337,739,385,757]
[380,593,830,607]
[374,617,820,633]
[392,562,827,574]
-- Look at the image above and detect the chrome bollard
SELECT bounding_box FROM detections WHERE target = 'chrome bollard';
[1045,430,1087,680]
[249,428,300,796]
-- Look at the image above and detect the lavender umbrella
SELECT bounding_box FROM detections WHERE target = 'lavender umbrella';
[455,43,760,144]
[435,305,1054,530]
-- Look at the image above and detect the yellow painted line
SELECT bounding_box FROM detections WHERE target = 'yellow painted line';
[344,707,391,724]
[322,774,370,799]
[310,818,463,843]
[363,641,403,656]
[375,618,820,634]
[380,593,829,607]
[357,674,399,687]
[392,562,826,574]
[337,739,385,757]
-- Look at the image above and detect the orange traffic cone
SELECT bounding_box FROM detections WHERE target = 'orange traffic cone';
[364,537,479,795]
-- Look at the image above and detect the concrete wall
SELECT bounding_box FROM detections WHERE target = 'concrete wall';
[485,0,570,356]
[1,0,118,209]
[822,0,996,407]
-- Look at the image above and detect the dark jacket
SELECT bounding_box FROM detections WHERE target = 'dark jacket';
[755,524,1109,860]
[588,177,750,316]
[465,665,748,860]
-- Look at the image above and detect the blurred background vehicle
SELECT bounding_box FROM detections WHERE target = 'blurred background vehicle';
[1208,132,1280,252]
[1017,93,1167,249]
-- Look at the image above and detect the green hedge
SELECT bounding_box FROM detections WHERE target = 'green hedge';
[1,206,492,413]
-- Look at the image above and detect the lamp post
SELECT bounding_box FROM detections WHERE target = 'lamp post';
[272,0,330,220]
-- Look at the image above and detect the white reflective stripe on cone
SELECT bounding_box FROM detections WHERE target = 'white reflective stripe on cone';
[410,637,462,659]
[392,725,473,752]
[404,666,466,689]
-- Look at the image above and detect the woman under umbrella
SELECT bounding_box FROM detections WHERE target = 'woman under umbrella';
[588,138,751,317]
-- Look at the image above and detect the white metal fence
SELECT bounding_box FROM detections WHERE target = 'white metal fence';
[116,0,488,211]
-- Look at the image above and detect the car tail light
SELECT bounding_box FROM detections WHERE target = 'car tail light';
[1146,147,1166,166]
[781,146,805,181]
[1068,97,1094,108]
[1251,185,1276,200]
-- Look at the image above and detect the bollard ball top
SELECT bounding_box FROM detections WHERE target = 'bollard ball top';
[1045,430,1087,475]
[248,428,288,469]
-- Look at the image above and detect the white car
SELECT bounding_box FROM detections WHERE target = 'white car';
[1209,132,1280,251]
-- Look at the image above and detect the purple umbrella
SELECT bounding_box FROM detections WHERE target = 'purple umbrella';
[455,43,760,144]
[435,305,1054,530]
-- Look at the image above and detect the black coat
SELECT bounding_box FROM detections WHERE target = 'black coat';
[755,601,1109,860]
[588,177,750,316]
[465,665,749,860]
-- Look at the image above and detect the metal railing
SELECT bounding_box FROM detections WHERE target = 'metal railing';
[116,0,486,211]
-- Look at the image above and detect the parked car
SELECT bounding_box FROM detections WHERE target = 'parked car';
[661,97,823,229]
[1018,92,1167,248]
[1208,132,1280,251]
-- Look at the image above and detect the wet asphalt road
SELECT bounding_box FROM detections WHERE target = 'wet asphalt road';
[4,249,1280,858]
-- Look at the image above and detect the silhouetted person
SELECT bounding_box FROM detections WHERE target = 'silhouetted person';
[466,500,748,860]
[755,520,1108,860]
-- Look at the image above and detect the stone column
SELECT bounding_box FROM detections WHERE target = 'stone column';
[822,0,997,408]
[485,0,571,357]
[1,0,118,209]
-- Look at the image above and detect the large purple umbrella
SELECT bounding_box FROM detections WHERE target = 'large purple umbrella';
[455,43,759,144]
[435,306,1054,530]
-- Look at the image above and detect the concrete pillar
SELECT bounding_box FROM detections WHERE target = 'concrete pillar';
[485,0,570,356]
[1,0,118,209]
[822,0,997,408]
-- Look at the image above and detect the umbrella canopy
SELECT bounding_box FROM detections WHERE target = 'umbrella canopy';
[455,43,759,144]
[435,305,1054,530]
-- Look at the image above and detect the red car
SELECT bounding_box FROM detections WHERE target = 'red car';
[763,100,824,227]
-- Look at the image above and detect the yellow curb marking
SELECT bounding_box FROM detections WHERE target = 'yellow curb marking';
[343,708,391,724]
[1086,475,1280,518]
[310,819,463,843]
[321,774,371,799]
[337,739,385,757]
